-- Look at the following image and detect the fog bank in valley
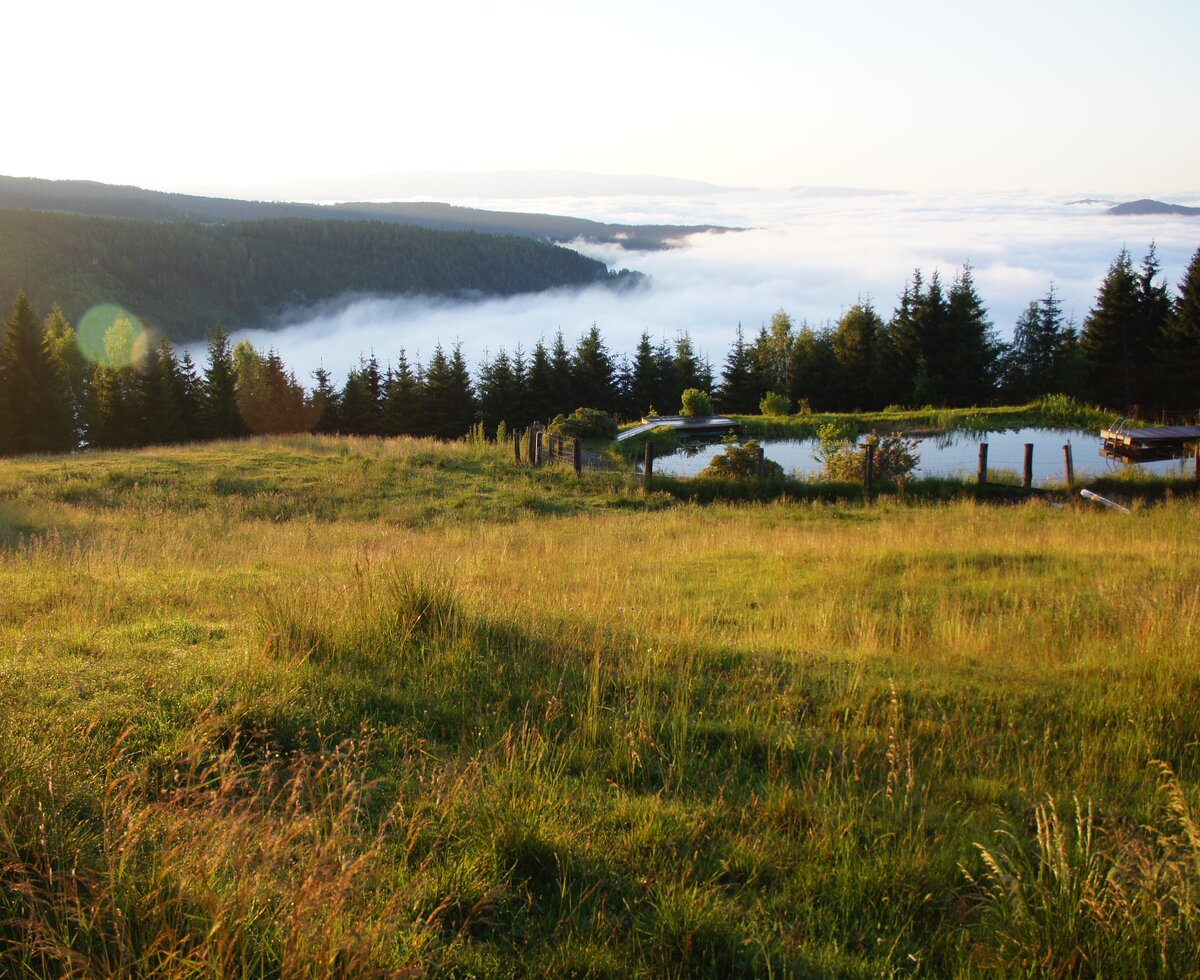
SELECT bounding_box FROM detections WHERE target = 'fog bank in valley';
[225,188,1200,386]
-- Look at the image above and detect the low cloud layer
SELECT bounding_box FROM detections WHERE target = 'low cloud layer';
[222,188,1200,385]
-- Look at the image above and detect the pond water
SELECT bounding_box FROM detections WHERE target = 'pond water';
[645,427,1198,484]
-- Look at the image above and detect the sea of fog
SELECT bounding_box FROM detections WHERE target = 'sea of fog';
[218,187,1200,384]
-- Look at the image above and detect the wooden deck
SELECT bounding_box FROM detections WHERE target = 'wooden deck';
[1101,424,1200,462]
[616,415,742,442]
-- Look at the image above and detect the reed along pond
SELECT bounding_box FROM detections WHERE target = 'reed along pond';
[645,427,1197,484]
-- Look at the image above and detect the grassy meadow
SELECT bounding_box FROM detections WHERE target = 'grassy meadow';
[2,432,1200,976]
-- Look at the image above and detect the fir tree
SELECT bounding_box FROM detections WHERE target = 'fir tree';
[549,330,574,418]
[626,330,663,417]
[672,332,703,409]
[571,324,618,414]
[382,351,419,436]
[138,336,188,445]
[423,343,476,439]
[1164,246,1200,411]
[201,325,244,439]
[0,292,74,455]
[1081,248,1142,410]
[944,263,1000,406]
[717,323,758,413]
[311,365,342,434]
[525,338,556,424]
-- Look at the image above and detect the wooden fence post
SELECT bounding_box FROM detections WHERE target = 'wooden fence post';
[572,438,582,475]
[977,443,989,485]
[1063,444,1075,487]
[513,430,522,464]
[528,426,537,467]
[1023,443,1034,490]
[535,429,543,466]
[863,441,875,495]
[1194,442,1199,482]
[755,445,765,478]
[644,440,654,482]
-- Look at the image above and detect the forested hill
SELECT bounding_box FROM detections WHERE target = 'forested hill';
[0,176,730,250]
[1106,198,1200,217]
[0,209,628,342]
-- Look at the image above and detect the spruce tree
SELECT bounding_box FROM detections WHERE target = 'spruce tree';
[202,325,244,439]
[1164,246,1200,411]
[549,330,574,418]
[571,324,618,414]
[311,365,342,434]
[944,264,1000,406]
[626,330,662,417]
[717,323,758,413]
[138,336,188,445]
[0,292,74,455]
[382,352,418,436]
[525,339,556,424]
[478,348,516,434]
[1081,248,1142,411]
[422,343,476,439]
[510,344,529,430]
[672,332,704,411]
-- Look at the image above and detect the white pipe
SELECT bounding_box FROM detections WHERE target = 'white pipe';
[1080,489,1131,514]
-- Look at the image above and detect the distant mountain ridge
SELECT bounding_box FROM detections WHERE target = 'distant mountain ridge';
[175,169,738,202]
[0,175,732,250]
[1106,198,1200,216]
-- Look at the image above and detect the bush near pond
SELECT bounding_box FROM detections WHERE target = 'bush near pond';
[759,391,790,416]
[548,407,618,441]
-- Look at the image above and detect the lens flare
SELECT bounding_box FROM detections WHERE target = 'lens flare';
[77,304,155,368]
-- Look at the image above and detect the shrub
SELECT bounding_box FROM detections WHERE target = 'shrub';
[680,388,713,418]
[700,439,784,480]
[816,424,919,482]
[548,408,618,441]
[759,392,790,417]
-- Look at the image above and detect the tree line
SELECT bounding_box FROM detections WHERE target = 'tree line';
[1,242,1198,457]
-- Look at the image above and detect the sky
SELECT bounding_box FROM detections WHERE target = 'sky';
[5,0,1199,195]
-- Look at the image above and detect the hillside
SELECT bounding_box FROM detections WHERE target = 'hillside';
[0,208,631,341]
[1,435,1199,975]
[0,175,732,250]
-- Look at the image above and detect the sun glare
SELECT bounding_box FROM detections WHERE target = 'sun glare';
[77,304,155,368]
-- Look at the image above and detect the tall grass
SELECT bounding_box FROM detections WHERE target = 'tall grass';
[2,434,1199,974]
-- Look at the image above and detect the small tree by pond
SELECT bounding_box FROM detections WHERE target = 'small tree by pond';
[816,424,920,482]
[680,388,713,418]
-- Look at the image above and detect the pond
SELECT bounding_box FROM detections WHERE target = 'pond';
[643,427,1199,484]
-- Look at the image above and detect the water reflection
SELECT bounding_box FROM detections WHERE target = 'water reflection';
[648,427,1196,484]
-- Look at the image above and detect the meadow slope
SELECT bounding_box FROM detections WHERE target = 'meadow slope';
[2,435,1199,976]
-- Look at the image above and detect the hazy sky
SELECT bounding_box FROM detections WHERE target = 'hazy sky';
[7,0,1198,194]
